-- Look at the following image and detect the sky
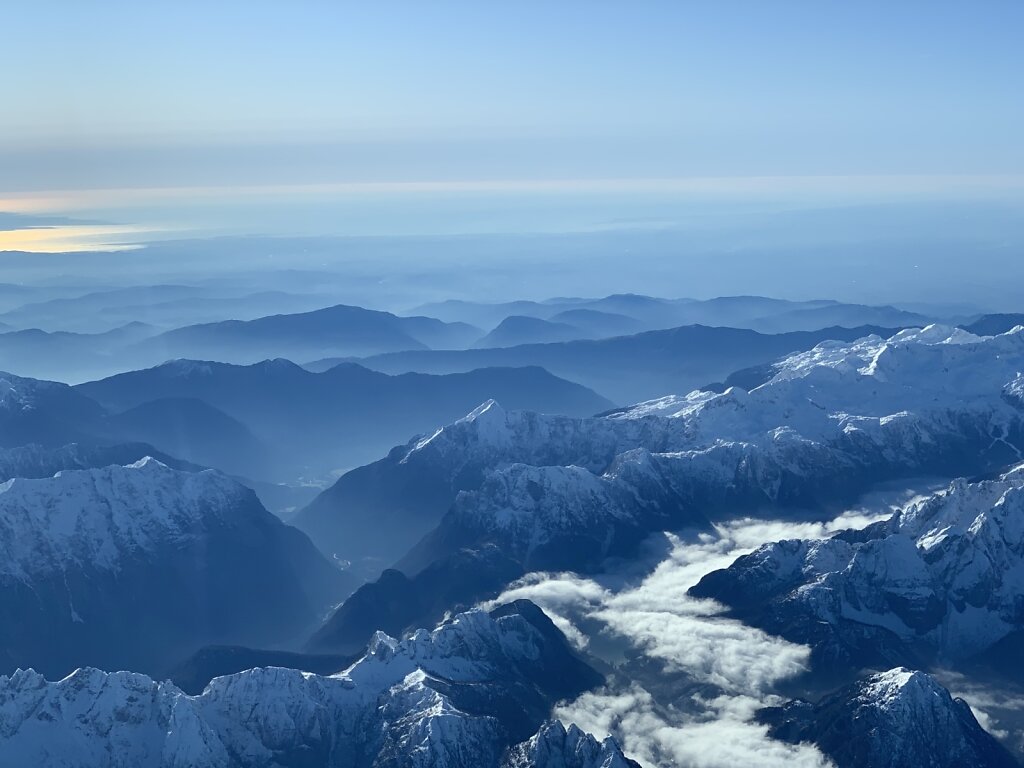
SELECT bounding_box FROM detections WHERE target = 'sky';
[1,0,1023,305]
[5,1,1023,187]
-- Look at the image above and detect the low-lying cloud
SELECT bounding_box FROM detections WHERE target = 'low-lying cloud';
[556,686,833,768]
[487,499,917,767]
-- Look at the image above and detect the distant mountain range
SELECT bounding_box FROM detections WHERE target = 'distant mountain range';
[412,294,940,335]
[0,284,342,333]
[0,322,158,383]
[2,293,1016,393]
[318,324,904,404]
[474,315,584,347]
[962,313,1024,336]
[140,303,482,364]
[78,359,612,483]
[0,284,205,330]
[0,303,482,382]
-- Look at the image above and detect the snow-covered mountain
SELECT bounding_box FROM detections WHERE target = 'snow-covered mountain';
[0,601,621,768]
[0,458,351,678]
[503,721,641,768]
[757,668,1018,768]
[301,325,1024,653]
[691,464,1024,670]
[402,446,715,574]
[403,325,1024,570]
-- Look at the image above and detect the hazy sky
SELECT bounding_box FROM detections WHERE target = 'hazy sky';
[4,1,1023,191]
[1,0,1022,304]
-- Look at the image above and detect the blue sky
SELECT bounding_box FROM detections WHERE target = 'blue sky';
[2,0,1022,295]
[4,0,1023,190]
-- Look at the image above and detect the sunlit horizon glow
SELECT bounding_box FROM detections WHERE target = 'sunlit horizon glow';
[2,173,1022,252]
[0,226,146,253]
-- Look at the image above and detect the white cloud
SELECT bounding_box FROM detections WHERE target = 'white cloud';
[556,686,834,768]
[935,669,1024,748]
[487,509,905,767]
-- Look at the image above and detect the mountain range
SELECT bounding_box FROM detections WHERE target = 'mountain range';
[691,464,1024,675]
[3,282,1024,768]
[78,359,612,483]
[0,285,335,333]
[304,325,1024,657]
[140,303,483,364]
[410,294,939,335]
[0,601,630,768]
[334,324,903,404]
[300,324,1024,568]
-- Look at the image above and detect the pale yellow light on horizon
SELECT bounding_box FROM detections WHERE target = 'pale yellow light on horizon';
[0,226,144,253]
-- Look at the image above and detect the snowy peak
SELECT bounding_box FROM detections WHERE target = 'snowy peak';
[617,324,1024,428]
[463,398,508,427]
[0,458,251,578]
[336,605,549,690]
[758,667,1018,768]
[859,667,954,714]
[504,721,640,768]
[0,603,612,768]
[691,466,1024,666]
[409,398,519,457]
